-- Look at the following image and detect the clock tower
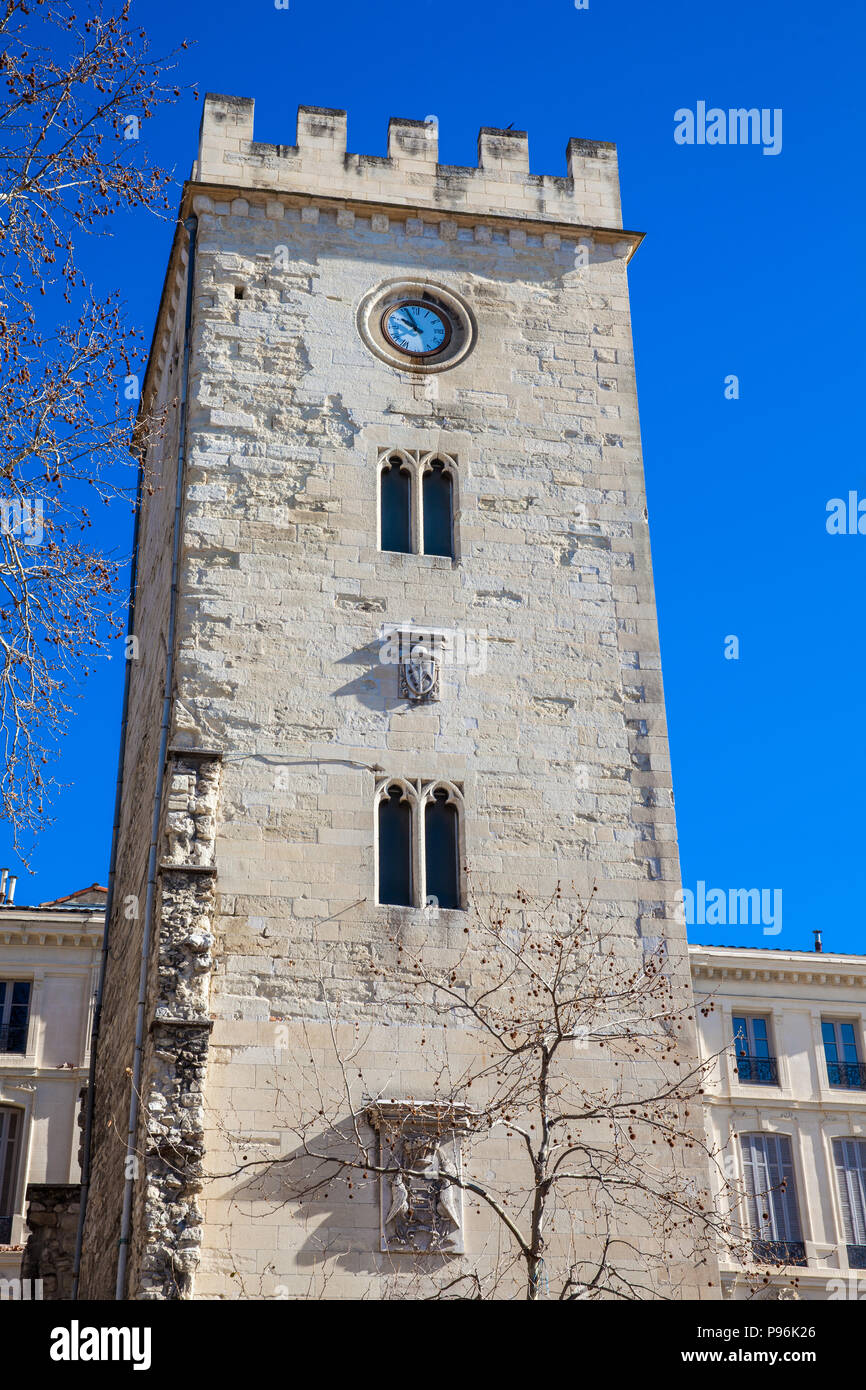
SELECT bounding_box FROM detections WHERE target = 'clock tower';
[78,96,717,1300]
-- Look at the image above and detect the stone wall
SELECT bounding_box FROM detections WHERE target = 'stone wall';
[23,1184,81,1301]
[180,140,708,1295]
[77,241,191,1300]
[83,102,716,1299]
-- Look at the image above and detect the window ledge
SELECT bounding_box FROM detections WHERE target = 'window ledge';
[376,904,466,921]
[378,551,458,570]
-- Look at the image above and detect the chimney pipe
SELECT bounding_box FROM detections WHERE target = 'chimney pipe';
[0,868,6,905]
[813,929,823,953]
[5,875,16,907]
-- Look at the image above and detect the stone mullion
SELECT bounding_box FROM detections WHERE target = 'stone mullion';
[413,791,426,909]
[410,453,424,555]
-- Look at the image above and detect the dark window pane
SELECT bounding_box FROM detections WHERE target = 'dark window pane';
[380,460,412,554]
[422,462,453,558]
[425,789,460,909]
[7,981,30,1053]
[378,786,413,906]
[841,1023,859,1063]
[822,1020,838,1062]
[752,1017,770,1058]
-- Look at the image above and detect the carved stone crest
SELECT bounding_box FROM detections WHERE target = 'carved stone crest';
[399,642,440,703]
[379,625,445,704]
[367,1102,469,1254]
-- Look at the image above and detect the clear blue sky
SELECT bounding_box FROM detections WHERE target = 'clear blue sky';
[7,0,864,956]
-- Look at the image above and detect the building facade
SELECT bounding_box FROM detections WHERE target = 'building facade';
[79,96,716,1300]
[0,881,104,1292]
[691,943,866,1300]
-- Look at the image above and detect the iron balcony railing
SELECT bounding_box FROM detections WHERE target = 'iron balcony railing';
[751,1239,807,1267]
[847,1245,866,1270]
[0,1217,12,1244]
[827,1060,866,1089]
[735,1054,779,1085]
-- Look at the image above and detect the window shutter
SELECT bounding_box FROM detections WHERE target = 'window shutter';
[741,1133,770,1237]
[770,1134,802,1243]
[0,1107,20,1218]
[833,1137,866,1246]
[741,1133,802,1242]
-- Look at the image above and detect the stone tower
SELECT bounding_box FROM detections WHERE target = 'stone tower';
[78,96,716,1300]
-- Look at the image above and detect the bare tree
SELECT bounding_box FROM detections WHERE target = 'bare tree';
[206,886,792,1300]
[0,0,190,852]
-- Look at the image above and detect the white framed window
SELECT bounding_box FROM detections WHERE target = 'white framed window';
[0,1106,22,1244]
[822,1019,865,1089]
[739,1132,805,1264]
[0,980,31,1055]
[832,1137,866,1267]
[732,1013,778,1085]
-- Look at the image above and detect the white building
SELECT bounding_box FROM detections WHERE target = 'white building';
[690,942,866,1299]
[0,878,104,1286]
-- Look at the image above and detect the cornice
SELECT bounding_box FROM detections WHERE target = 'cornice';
[180,178,645,253]
[690,947,866,991]
[702,1093,866,1117]
[0,915,103,949]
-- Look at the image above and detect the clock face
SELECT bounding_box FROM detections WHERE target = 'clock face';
[381,300,451,357]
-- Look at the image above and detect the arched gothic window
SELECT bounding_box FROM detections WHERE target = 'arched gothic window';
[378,450,457,558]
[379,457,412,554]
[377,784,413,906]
[422,461,454,559]
[425,788,460,909]
[375,779,463,910]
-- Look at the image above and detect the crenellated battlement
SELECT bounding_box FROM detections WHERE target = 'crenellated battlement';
[194,94,623,230]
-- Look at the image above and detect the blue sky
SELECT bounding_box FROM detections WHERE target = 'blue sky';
[7,0,864,955]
